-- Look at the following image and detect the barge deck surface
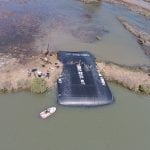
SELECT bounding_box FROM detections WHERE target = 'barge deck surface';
[57,51,114,106]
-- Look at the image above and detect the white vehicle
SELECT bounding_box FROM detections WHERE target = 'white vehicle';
[40,107,56,119]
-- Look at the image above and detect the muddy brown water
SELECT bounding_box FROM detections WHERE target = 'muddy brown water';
[0,0,150,149]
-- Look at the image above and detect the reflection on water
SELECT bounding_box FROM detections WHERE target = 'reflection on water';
[0,85,150,150]
[0,0,150,65]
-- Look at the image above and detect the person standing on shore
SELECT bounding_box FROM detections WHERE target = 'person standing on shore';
[46,70,50,79]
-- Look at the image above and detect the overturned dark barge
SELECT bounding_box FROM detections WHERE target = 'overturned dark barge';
[57,51,114,106]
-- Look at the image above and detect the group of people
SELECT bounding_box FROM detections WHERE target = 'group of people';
[27,68,50,79]
[27,46,57,79]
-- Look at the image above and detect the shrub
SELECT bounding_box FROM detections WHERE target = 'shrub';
[31,78,48,94]
[138,85,150,94]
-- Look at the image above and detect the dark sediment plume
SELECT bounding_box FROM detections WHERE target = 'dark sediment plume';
[0,10,42,59]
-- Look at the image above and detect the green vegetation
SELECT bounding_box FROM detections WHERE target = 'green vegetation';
[0,81,13,93]
[31,78,48,94]
[138,85,150,95]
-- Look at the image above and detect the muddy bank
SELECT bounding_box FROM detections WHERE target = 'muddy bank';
[104,0,150,17]
[0,52,149,95]
[117,16,150,57]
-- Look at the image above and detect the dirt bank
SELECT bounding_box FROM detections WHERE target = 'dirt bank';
[97,61,150,94]
[104,0,150,17]
[117,16,150,57]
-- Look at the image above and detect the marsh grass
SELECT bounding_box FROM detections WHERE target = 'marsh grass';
[31,78,48,94]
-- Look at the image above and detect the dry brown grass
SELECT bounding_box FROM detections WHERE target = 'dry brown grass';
[0,52,62,93]
[0,52,149,95]
[97,62,150,94]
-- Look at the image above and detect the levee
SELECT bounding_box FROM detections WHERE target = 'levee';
[57,51,114,106]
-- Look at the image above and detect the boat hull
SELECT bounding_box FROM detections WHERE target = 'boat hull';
[40,107,56,119]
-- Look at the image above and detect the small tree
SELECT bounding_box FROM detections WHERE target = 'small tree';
[31,78,48,94]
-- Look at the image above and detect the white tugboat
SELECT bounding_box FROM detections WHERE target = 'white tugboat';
[40,107,56,119]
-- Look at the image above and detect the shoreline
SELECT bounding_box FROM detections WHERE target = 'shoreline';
[0,52,149,95]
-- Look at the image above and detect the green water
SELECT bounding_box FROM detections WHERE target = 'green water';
[0,85,150,150]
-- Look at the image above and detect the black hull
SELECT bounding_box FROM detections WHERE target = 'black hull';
[57,51,114,106]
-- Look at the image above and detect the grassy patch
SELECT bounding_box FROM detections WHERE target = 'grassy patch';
[31,78,48,94]
[138,85,150,95]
